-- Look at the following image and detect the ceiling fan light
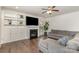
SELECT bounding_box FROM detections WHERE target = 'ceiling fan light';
[47,10,52,14]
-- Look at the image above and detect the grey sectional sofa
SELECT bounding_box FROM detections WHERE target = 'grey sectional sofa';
[38,38,79,53]
[38,30,79,53]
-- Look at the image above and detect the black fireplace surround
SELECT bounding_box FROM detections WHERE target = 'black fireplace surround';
[30,29,38,39]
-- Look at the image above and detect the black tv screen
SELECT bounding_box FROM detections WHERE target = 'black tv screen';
[26,16,38,26]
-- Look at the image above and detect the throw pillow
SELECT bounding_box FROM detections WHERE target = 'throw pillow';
[58,36,69,46]
[66,40,79,51]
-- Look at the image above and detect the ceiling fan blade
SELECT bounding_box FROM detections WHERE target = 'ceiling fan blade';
[42,11,47,14]
[52,10,59,11]
[52,6,56,8]
[42,8,48,10]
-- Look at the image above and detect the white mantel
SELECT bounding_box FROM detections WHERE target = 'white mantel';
[27,26,39,29]
[27,26,39,39]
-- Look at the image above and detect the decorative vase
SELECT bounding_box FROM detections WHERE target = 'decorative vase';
[44,32,47,36]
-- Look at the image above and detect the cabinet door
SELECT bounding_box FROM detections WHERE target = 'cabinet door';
[17,27,26,40]
[2,28,10,43]
[10,27,17,42]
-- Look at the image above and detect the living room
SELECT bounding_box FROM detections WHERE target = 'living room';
[1,0,79,59]
[0,6,79,53]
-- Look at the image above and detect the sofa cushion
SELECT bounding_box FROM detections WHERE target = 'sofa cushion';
[48,34,63,40]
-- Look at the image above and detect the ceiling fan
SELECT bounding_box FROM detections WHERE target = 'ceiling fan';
[42,6,59,14]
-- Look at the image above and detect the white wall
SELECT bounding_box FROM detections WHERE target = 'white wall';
[47,11,79,31]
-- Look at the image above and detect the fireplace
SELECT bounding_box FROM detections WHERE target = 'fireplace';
[30,29,38,39]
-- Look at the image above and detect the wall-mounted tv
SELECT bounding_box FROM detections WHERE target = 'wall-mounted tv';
[26,16,38,26]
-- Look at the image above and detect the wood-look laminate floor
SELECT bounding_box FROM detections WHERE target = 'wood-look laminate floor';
[0,38,40,53]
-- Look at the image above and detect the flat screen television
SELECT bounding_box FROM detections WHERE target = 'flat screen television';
[26,16,38,26]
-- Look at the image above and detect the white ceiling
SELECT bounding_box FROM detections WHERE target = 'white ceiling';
[2,6,79,17]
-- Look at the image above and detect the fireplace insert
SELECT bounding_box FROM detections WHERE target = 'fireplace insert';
[30,29,38,39]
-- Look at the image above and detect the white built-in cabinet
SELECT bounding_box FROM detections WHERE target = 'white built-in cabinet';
[1,8,28,44]
[2,26,27,44]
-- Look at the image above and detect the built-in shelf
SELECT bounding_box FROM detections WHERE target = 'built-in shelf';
[4,14,25,26]
[4,24,25,26]
[4,19,25,21]
[4,16,16,18]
